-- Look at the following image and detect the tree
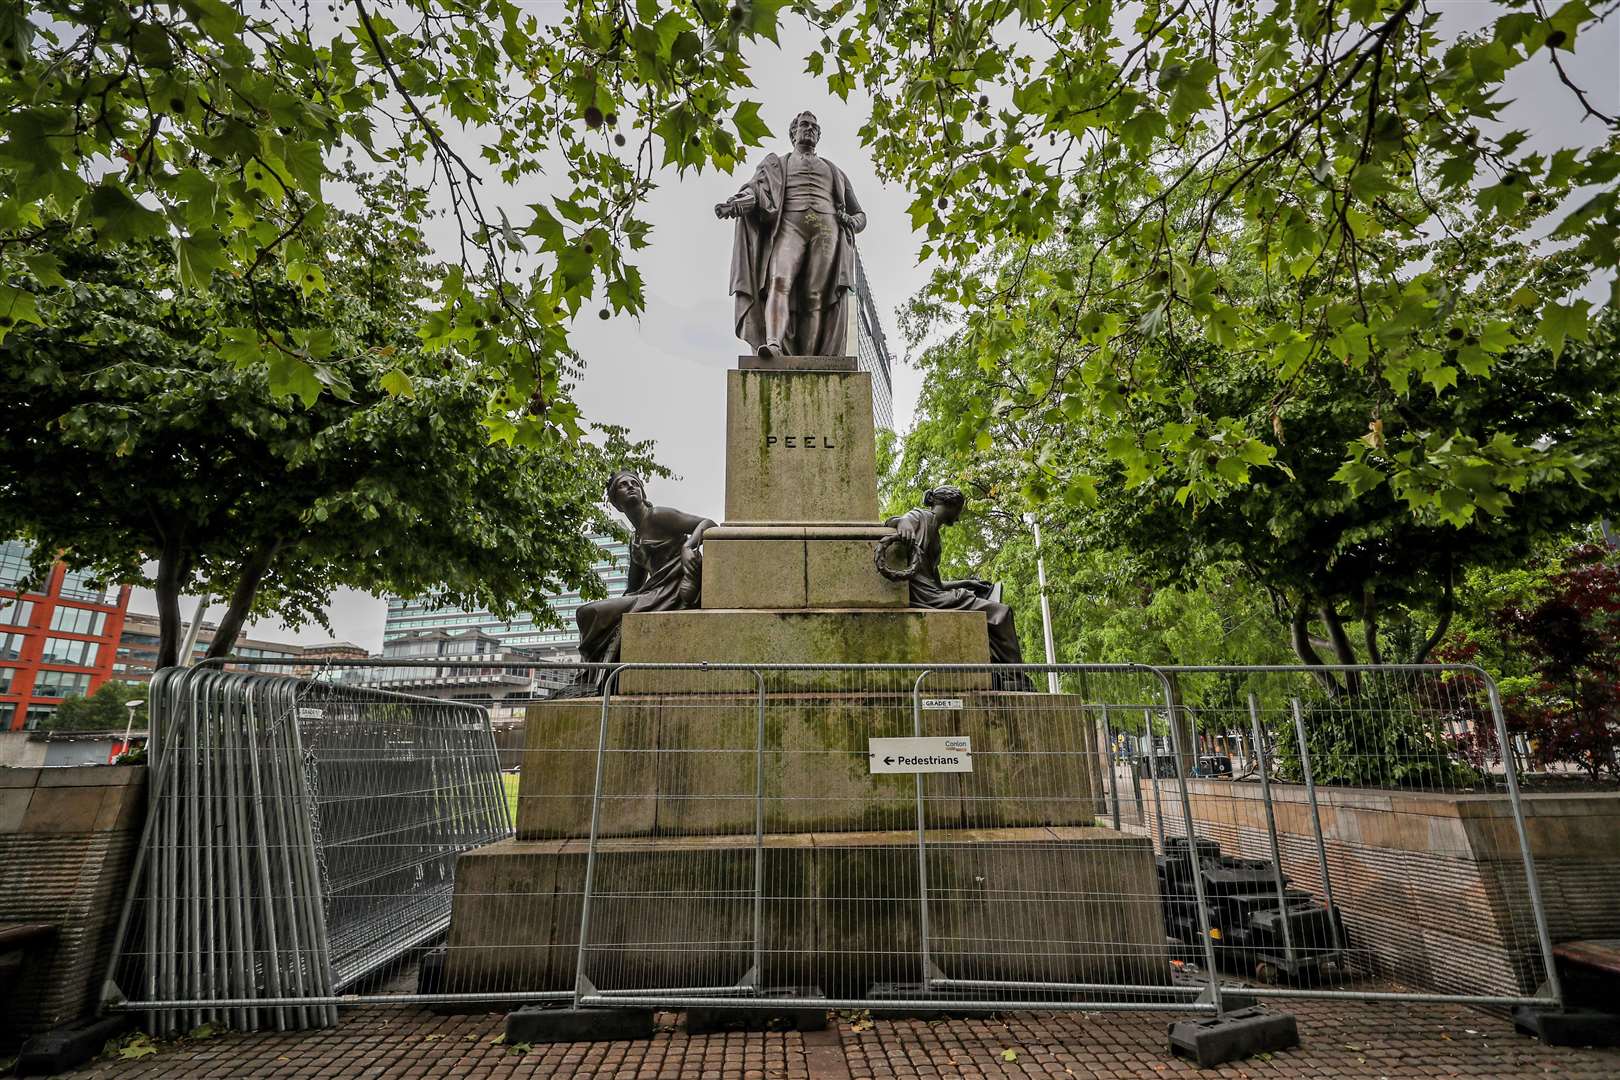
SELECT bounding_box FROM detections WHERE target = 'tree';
[45,681,148,733]
[1454,543,1620,781]
[0,0,791,437]
[0,175,662,667]
[828,0,1618,520]
[879,356,1293,684]
[890,143,1620,677]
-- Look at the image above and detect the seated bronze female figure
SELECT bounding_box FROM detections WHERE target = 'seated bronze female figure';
[885,485,1035,691]
[573,471,716,685]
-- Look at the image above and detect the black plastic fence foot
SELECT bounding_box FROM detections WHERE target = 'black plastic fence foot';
[1513,1005,1620,1048]
[14,1014,132,1076]
[504,1005,655,1044]
[1168,1006,1299,1067]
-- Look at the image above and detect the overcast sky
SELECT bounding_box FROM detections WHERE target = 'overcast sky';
[127,5,1618,650]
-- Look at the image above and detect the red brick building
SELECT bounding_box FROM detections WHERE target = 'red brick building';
[0,540,132,731]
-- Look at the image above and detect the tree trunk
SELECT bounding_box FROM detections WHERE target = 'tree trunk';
[1319,603,1362,696]
[154,533,185,669]
[204,540,282,659]
[1361,588,1384,666]
[1411,556,1455,664]
[1290,601,1341,696]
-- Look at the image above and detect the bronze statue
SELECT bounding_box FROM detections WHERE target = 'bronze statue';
[716,110,867,358]
[884,486,1035,691]
[574,471,715,681]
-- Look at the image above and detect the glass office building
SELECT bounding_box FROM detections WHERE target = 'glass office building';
[853,252,896,431]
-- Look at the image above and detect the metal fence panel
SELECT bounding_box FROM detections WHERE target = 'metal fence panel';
[105,665,509,1033]
[1141,664,1558,1004]
[103,658,1559,1023]
[568,664,1215,1014]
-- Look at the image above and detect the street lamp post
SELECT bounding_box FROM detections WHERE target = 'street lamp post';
[121,698,144,757]
[1032,519,1061,694]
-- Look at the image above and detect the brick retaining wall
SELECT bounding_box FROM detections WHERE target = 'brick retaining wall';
[1136,780,1620,997]
[0,765,145,1052]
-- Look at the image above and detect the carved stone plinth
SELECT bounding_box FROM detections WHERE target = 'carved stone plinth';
[702,525,905,609]
[724,368,879,525]
[617,608,990,692]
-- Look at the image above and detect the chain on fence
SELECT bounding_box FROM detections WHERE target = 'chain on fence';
[103,658,1559,1029]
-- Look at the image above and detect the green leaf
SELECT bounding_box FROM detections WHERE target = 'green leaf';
[733,100,770,147]
[176,234,228,289]
[82,184,168,244]
[287,261,328,297]
[1331,457,1386,496]
[268,352,323,407]
[218,327,263,366]
[24,253,67,289]
[379,369,415,398]
[1538,299,1591,361]
[1062,475,1098,507]
[1165,58,1218,125]
[0,285,42,343]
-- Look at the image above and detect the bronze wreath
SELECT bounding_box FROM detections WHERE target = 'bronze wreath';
[874,533,921,582]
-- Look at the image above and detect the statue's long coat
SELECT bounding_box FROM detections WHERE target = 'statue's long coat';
[728,152,867,355]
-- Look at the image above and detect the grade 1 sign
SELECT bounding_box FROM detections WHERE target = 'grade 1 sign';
[868,736,973,774]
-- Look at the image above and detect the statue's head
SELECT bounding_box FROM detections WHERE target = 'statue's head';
[923,485,967,524]
[605,470,648,514]
[789,110,821,151]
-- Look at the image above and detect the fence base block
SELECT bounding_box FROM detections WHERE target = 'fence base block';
[14,1015,131,1077]
[1167,1007,1298,1067]
[505,1006,655,1045]
[1512,1005,1620,1048]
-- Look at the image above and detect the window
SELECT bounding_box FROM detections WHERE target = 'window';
[23,705,55,730]
[50,606,106,636]
[0,632,23,661]
[0,598,33,627]
[33,670,92,698]
[41,637,99,666]
[58,568,110,603]
[0,541,33,589]
[0,667,14,693]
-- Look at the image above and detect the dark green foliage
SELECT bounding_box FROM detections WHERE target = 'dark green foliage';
[45,681,148,733]
[1275,685,1478,790]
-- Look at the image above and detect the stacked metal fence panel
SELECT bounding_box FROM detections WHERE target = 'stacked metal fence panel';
[107,665,510,1033]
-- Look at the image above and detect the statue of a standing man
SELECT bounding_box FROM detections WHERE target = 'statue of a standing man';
[715,110,867,359]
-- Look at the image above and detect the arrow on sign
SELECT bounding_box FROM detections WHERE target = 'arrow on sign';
[884,756,895,765]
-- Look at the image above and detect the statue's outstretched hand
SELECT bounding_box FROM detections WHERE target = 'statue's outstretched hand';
[715,200,737,219]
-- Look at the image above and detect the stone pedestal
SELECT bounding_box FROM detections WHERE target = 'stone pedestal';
[442,827,1168,997]
[724,368,879,525]
[702,366,906,613]
[702,526,905,609]
[443,355,1167,1001]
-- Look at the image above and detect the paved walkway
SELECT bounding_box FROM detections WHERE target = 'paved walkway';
[53,1000,1620,1079]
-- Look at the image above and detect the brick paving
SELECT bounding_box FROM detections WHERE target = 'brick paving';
[49,1000,1620,1079]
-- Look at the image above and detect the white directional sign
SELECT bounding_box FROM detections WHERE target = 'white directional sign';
[868,736,973,774]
